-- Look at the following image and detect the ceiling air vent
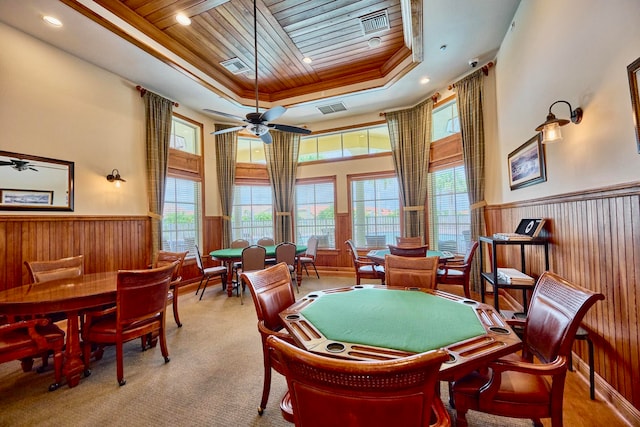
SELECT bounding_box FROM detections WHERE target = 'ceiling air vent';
[220,57,250,75]
[317,102,347,115]
[359,10,390,36]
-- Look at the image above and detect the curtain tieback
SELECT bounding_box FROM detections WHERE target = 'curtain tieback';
[147,212,162,220]
[222,215,231,220]
[470,201,487,210]
[403,206,424,212]
[276,212,291,216]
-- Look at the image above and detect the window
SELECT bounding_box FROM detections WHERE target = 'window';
[350,175,400,248]
[295,180,336,248]
[429,165,470,254]
[163,177,202,255]
[162,115,203,256]
[299,124,391,162]
[231,184,273,243]
[236,136,265,164]
[432,99,459,141]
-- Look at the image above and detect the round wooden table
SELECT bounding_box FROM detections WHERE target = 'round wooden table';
[0,272,118,388]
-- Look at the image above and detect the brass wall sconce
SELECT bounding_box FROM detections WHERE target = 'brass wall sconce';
[106,169,126,187]
[535,100,583,143]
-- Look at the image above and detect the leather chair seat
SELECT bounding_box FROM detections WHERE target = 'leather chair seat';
[83,312,161,341]
[358,265,384,275]
[0,323,64,356]
[437,268,462,276]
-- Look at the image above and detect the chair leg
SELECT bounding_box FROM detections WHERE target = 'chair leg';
[199,278,211,300]
[259,346,272,415]
[312,263,319,278]
[195,276,205,295]
[49,349,63,391]
[172,289,182,327]
[116,342,125,386]
[159,325,170,364]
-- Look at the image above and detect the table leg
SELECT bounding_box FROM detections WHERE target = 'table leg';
[225,261,234,297]
[62,310,86,387]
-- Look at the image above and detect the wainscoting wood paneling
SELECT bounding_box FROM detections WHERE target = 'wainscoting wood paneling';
[484,181,640,418]
[0,216,151,290]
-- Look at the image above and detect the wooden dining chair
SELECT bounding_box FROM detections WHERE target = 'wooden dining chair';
[452,271,605,427]
[267,335,451,427]
[345,239,385,286]
[257,237,275,246]
[153,251,188,328]
[437,241,478,298]
[81,262,177,386]
[236,245,266,304]
[0,317,65,391]
[241,262,297,421]
[299,236,319,278]
[396,236,424,247]
[385,254,439,289]
[388,244,429,257]
[194,245,228,300]
[25,254,84,284]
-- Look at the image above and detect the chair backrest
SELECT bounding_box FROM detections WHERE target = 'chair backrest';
[154,251,188,282]
[241,245,266,271]
[257,237,275,246]
[267,335,450,427]
[25,255,84,283]
[275,242,297,267]
[230,239,250,249]
[388,244,429,257]
[385,254,439,289]
[116,262,177,328]
[525,271,604,364]
[194,245,205,274]
[242,262,296,331]
[396,236,423,247]
[462,240,479,264]
[305,236,319,257]
[345,239,358,263]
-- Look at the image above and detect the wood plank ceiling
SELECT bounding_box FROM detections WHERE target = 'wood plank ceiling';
[87,0,415,105]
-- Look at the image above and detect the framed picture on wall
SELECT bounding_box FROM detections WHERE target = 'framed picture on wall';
[507,134,547,190]
[628,56,640,153]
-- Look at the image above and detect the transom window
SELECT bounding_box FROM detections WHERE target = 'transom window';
[350,175,400,248]
[299,125,391,162]
[236,136,265,164]
[295,180,336,248]
[432,99,459,141]
[231,184,273,244]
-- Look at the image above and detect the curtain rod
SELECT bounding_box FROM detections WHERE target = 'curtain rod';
[135,85,179,107]
[448,61,494,90]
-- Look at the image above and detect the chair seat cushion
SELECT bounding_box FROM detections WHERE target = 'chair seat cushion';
[437,268,463,277]
[358,265,384,274]
[0,323,64,358]
[299,256,314,263]
[84,313,161,342]
[203,266,226,275]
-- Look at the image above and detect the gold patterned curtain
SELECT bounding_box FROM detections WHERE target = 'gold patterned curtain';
[214,125,238,248]
[264,132,300,243]
[455,69,486,291]
[143,91,173,259]
[385,98,433,240]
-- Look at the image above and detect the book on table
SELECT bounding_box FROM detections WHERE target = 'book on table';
[496,268,535,285]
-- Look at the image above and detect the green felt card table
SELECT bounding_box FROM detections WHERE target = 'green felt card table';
[279,285,522,381]
[366,249,455,265]
[210,244,306,296]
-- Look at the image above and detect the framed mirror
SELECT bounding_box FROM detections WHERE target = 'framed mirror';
[628,57,640,153]
[0,151,74,211]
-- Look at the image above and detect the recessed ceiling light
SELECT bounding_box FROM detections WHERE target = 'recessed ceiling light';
[42,16,63,27]
[368,37,382,48]
[302,57,312,64]
[176,13,191,26]
[420,77,430,85]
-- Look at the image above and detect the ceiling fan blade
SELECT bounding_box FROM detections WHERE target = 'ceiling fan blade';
[260,131,273,144]
[269,123,312,135]
[211,126,246,135]
[203,109,246,123]
[260,106,286,122]
[29,167,39,172]
[0,161,13,166]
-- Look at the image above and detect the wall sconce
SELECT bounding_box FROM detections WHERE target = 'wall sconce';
[535,100,583,143]
[106,169,126,188]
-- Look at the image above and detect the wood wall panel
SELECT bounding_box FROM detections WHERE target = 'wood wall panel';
[485,182,640,414]
[0,216,151,291]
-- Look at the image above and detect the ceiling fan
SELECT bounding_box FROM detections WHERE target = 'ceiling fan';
[0,159,38,172]
[204,0,311,144]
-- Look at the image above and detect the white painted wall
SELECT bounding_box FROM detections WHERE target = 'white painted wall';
[489,0,640,204]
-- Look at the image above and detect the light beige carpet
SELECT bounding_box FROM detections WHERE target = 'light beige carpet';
[0,276,536,427]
